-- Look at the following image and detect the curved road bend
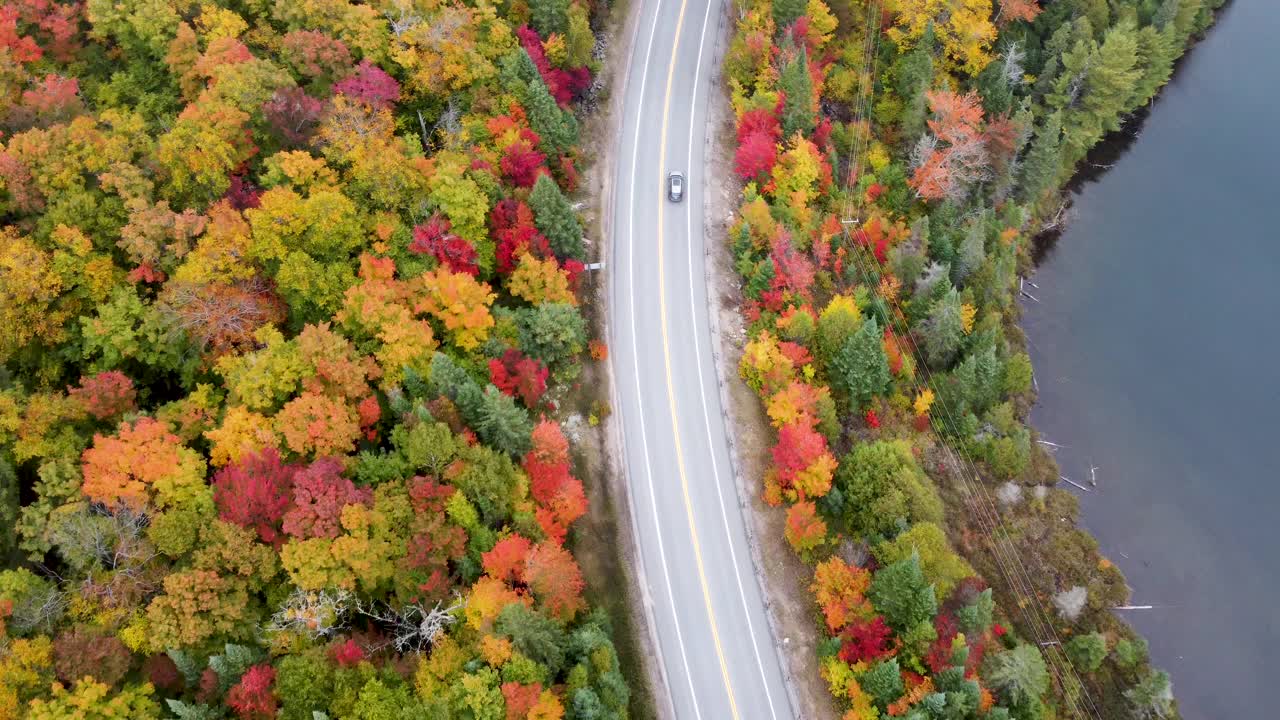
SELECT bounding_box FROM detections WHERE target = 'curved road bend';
[608,0,796,717]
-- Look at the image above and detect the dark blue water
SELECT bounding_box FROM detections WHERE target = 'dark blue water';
[1021,2,1278,716]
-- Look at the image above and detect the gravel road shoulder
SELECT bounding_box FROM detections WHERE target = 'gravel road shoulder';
[699,3,839,718]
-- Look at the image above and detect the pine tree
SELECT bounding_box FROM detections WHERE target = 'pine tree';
[1064,632,1108,672]
[868,554,937,632]
[476,385,534,457]
[0,459,16,561]
[1017,111,1062,203]
[525,72,579,157]
[530,0,571,37]
[529,174,585,261]
[983,643,1050,707]
[830,318,891,409]
[895,24,936,146]
[772,0,808,31]
[779,44,816,140]
[1129,24,1178,108]
[1063,21,1141,163]
[951,214,987,285]
[922,286,964,368]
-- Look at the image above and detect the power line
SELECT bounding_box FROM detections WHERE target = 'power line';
[827,5,1103,717]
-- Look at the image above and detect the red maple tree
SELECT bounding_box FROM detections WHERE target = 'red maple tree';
[409,214,480,276]
[212,448,299,546]
[226,664,277,720]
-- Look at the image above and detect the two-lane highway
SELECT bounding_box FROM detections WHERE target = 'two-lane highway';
[608,0,796,717]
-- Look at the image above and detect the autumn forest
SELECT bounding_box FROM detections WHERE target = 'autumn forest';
[0,0,1226,719]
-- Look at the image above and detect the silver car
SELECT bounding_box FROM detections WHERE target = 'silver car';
[667,171,684,202]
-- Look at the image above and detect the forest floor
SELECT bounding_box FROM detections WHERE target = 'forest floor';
[699,4,838,717]
[567,0,669,717]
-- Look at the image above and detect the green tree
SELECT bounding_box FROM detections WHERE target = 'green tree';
[1130,24,1178,108]
[454,444,523,527]
[1061,21,1142,164]
[1018,111,1062,203]
[495,603,568,676]
[1064,632,1108,673]
[779,44,816,139]
[829,318,890,409]
[529,174,585,261]
[895,24,936,145]
[519,68,581,158]
[860,657,904,707]
[512,303,588,374]
[983,643,1050,708]
[952,214,986,286]
[871,522,974,600]
[956,588,994,635]
[922,286,964,368]
[530,0,571,37]
[476,385,534,457]
[829,440,942,538]
[772,0,808,30]
[868,554,937,632]
[0,459,17,561]
[1126,669,1175,719]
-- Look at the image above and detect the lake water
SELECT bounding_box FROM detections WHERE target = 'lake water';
[1019,2,1278,716]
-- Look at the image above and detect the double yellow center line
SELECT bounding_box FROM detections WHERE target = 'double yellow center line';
[653,0,741,716]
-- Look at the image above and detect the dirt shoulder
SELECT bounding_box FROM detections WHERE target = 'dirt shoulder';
[699,4,838,719]
[568,0,673,717]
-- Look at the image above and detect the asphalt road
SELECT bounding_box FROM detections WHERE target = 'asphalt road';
[608,0,796,717]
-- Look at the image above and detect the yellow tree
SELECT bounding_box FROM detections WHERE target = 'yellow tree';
[507,253,576,306]
[412,268,496,352]
[888,0,997,76]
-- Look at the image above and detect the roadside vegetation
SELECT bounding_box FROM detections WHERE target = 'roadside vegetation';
[723,0,1222,717]
[0,0,634,718]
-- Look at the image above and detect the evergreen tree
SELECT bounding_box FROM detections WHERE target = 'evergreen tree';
[512,302,588,372]
[1062,21,1141,163]
[501,47,542,90]
[779,44,816,139]
[1130,24,1178,108]
[1126,669,1175,718]
[952,214,987,286]
[860,658,905,707]
[0,459,16,561]
[772,0,808,31]
[868,554,938,632]
[530,0,571,37]
[895,25,936,145]
[529,174,585,260]
[476,385,534,457]
[1064,632,1108,672]
[1017,112,1062,203]
[496,603,569,675]
[913,260,950,302]
[830,318,891,409]
[956,588,995,635]
[983,643,1050,707]
[525,73,580,157]
[922,286,964,368]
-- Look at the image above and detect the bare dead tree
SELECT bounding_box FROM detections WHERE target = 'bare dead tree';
[357,596,465,653]
[267,589,355,639]
[908,133,938,172]
[385,1,422,37]
[48,505,161,610]
[1002,42,1027,86]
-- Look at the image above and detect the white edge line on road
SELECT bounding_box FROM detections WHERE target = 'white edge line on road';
[604,0,680,715]
[683,0,781,717]
[623,1,704,718]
